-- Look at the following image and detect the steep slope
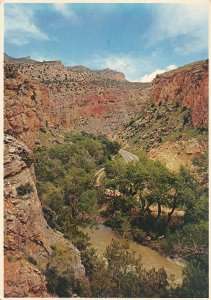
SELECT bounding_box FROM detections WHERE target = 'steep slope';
[4,56,208,151]
[151,60,208,128]
[4,55,150,147]
[4,70,57,148]
[117,100,193,149]
[3,53,208,296]
[4,135,86,297]
[117,60,208,149]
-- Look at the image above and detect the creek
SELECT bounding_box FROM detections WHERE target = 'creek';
[82,224,185,285]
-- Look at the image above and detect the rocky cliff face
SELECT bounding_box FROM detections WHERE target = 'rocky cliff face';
[4,134,86,297]
[150,60,208,128]
[95,68,126,81]
[4,56,208,151]
[4,58,149,148]
[3,54,208,296]
[4,72,57,148]
[148,138,207,172]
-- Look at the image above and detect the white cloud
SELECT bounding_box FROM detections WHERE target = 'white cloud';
[167,64,177,71]
[98,56,135,73]
[52,4,77,19]
[5,5,50,46]
[87,54,149,82]
[140,64,177,83]
[76,53,173,82]
[147,4,208,55]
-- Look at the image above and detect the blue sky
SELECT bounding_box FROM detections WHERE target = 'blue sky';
[4,3,208,82]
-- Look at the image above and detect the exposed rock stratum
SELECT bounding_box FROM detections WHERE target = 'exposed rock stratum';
[4,134,86,297]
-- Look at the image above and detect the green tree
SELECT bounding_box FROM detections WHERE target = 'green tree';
[45,244,89,297]
[89,240,170,297]
[175,259,208,298]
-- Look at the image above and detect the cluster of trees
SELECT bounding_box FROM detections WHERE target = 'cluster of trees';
[45,240,171,297]
[35,133,208,297]
[35,132,120,239]
[35,133,172,297]
[103,153,188,235]
[101,151,208,297]
[81,240,170,297]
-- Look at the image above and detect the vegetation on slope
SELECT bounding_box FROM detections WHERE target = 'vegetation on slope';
[118,100,207,151]
[101,152,208,297]
[34,132,208,298]
[35,132,120,235]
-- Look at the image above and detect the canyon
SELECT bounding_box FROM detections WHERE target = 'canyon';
[5,55,208,150]
[4,54,208,297]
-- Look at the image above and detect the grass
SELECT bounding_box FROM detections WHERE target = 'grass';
[112,153,125,163]
[123,148,148,161]
[163,126,207,143]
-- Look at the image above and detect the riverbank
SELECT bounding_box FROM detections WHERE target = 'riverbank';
[81,224,185,286]
[94,209,185,263]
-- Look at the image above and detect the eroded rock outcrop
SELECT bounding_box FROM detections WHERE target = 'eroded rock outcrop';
[3,54,209,296]
[151,60,208,128]
[4,72,58,148]
[4,57,150,146]
[149,138,207,172]
[4,134,86,297]
[5,56,208,152]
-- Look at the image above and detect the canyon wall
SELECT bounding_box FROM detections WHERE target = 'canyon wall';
[3,55,208,296]
[4,58,149,149]
[4,134,86,297]
[150,60,208,128]
[4,57,208,151]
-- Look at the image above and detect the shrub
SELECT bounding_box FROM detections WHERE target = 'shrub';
[16,183,33,196]
[27,256,37,265]
[19,149,34,167]
[88,240,170,297]
[132,228,147,243]
[40,127,46,133]
[175,259,208,298]
[45,244,89,297]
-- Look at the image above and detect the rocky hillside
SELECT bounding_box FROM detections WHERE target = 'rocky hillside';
[117,100,193,150]
[4,72,57,148]
[3,54,208,296]
[4,55,208,151]
[151,60,208,128]
[4,53,38,64]
[4,55,149,148]
[116,60,208,160]
[4,135,86,297]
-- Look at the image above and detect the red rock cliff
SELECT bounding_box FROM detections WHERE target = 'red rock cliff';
[4,59,149,148]
[4,57,208,150]
[150,60,208,128]
[4,71,58,148]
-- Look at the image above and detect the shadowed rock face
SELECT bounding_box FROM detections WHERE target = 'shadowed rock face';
[4,134,86,297]
[150,60,208,128]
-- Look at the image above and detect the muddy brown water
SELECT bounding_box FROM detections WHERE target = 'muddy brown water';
[82,224,185,285]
